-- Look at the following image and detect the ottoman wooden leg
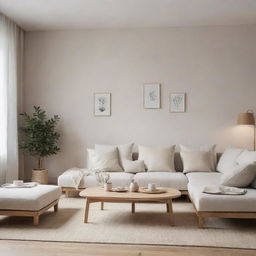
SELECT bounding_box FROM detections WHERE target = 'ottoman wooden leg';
[198,215,204,228]
[54,203,58,212]
[100,202,104,210]
[33,215,39,225]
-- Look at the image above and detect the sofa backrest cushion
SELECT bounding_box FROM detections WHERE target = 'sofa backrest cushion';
[87,148,123,172]
[180,151,213,173]
[179,144,216,171]
[132,152,221,172]
[138,145,175,172]
[95,143,134,170]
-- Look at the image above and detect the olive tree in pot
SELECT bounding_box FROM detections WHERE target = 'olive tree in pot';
[19,106,60,184]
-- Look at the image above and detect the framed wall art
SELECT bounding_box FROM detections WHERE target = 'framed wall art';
[94,93,111,116]
[143,83,161,109]
[169,93,186,113]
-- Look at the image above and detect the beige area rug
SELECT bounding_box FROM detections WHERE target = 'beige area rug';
[0,197,256,249]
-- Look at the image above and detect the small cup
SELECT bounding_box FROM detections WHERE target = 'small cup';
[148,183,156,191]
[104,182,112,191]
[13,180,24,186]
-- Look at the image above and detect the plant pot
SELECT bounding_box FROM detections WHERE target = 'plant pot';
[32,169,48,184]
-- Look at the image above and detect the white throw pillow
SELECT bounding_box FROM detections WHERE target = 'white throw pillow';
[138,145,175,172]
[236,150,256,165]
[180,151,213,173]
[123,160,145,173]
[87,148,123,172]
[95,143,134,169]
[216,147,245,173]
[221,163,256,188]
[180,144,216,171]
[236,150,256,188]
[87,148,96,169]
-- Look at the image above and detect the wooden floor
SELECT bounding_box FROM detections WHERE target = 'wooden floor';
[0,240,256,256]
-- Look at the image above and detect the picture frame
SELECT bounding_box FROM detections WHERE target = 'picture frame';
[143,83,161,109]
[94,93,111,116]
[169,93,186,113]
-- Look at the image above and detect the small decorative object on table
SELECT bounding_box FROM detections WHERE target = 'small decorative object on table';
[104,182,112,191]
[95,170,110,188]
[148,183,157,192]
[129,179,139,192]
[139,187,166,194]
[111,186,128,192]
[13,180,24,186]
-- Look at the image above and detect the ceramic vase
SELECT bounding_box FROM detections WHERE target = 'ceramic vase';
[129,180,139,192]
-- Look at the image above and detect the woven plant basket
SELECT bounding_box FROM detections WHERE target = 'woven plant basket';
[32,169,48,184]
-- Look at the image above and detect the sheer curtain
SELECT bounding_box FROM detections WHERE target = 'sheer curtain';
[0,14,24,184]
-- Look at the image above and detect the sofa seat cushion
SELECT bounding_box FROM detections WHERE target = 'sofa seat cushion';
[84,172,135,187]
[187,172,256,212]
[58,172,135,188]
[186,172,221,187]
[134,172,188,190]
[0,185,61,211]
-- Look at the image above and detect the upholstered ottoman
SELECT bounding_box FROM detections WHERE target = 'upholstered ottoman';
[0,185,61,225]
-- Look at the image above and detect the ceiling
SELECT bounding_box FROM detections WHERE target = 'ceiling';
[0,0,256,31]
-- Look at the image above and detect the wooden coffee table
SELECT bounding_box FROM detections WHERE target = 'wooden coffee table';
[79,187,181,225]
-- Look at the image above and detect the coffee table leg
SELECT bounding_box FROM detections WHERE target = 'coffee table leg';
[167,199,174,226]
[131,202,135,213]
[101,201,104,210]
[84,198,90,223]
[166,203,169,213]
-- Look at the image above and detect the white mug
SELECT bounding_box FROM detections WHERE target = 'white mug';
[148,183,156,191]
[13,180,24,186]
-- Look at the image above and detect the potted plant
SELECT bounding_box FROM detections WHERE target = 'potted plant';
[19,106,60,184]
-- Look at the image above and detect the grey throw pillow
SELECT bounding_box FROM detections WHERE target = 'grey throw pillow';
[221,163,256,188]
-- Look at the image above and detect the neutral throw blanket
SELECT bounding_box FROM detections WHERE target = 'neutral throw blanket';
[203,185,247,195]
[62,167,94,189]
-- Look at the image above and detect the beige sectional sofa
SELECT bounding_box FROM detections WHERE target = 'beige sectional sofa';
[58,153,189,194]
[58,150,256,227]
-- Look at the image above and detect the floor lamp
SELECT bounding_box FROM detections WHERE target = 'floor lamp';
[237,110,255,151]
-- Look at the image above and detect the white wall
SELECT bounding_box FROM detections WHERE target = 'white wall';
[24,25,256,182]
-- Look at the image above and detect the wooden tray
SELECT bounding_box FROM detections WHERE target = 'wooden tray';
[1,182,38,188]
[139,188,166,194]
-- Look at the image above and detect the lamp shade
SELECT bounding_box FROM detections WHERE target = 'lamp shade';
[237,111,255,125]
